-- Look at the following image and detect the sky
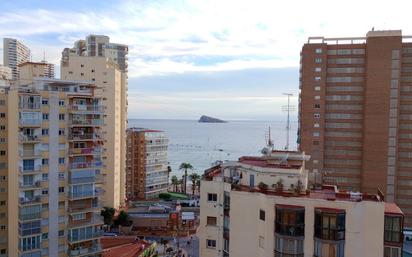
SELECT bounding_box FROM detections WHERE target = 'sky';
[1,0,411,120]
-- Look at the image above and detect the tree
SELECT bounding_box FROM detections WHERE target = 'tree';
[196,179,201,194]
[188,173,200,196]
[101,207,116,226]
[171,175,179,192]
[115,210,131,226]
[178,178,183,192]
[179,163,193,194]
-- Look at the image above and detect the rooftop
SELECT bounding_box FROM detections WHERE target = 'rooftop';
[101,237,152,257]
[127,127,164,133]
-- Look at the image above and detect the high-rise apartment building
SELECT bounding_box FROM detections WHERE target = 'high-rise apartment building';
[42,61,55,79]
[60,35,128,209]
[126,128,169,200]
[0,65,12,87]
[299,30,412,227]
[1,63,103,257]
[3,38,31,80]
[199,150,404,257]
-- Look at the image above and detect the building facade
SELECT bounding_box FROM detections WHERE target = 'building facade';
[299,30,412,227]
[3,38,31,80]
[0,66,12,87]
[60,35,128,209]
[199,151,404,257]
[126,128,169,199]
[1,63,104,257]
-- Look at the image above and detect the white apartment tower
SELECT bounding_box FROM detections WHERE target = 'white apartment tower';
[60,35,128,209]
[3,38,31,80]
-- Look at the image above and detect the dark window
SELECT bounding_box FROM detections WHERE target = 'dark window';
[207,216,217,226]
[260,209,265,221]
[314,104,321,109]
[0,151,5,156]
[384,215,402,243]
[313,141,319,146]
[42,159,48,165]
[42,113,48,120]
[58,158,65,164]
[206,239,216,248]
[314,210,345,241]
[208,193,217,202]
[58,230,64,236]
[275,206,305,237]
[0,113,5,118]
[42,99,48,105]
[80,64,84,68]
[59,114,65,120]
[0,126,4,130]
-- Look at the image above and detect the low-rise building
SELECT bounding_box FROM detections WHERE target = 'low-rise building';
[199,150,404,257]
[126,128,169,199]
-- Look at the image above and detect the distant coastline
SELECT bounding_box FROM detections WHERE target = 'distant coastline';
[198,115,227,123]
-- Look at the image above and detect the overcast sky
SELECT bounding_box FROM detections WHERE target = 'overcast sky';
[1,0,411,119]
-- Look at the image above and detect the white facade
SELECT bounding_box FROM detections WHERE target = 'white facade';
[3,38,30,80]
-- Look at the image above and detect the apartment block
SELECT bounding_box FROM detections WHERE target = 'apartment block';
[199,150,404,257]
[60,35,128,209]
[126,128,169,200]
[0,66,12,87]
[299,30,412,226]
[2,63,104,257]
[3,38,30,80]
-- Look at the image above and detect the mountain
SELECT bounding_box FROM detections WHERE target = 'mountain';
[198,115,227,123]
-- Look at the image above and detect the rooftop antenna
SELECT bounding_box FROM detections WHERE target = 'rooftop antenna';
[282,93,295,150]
[265,126,273,148]
[43,50,46,62]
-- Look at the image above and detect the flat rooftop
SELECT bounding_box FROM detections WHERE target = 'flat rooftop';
[101,236,151,257]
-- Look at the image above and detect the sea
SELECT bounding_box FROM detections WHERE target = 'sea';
[128,119,298,178]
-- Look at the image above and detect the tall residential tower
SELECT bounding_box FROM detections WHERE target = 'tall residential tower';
[299,30,412,226]
[3,38,31,80]
[61,35,128,209]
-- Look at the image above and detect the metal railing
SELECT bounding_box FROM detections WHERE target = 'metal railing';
[68,105,104,112]
[68,231,103,243]
[68,134,102,141]
[69,119,103,126]
[19,119,42,126]
[19,196,41,205]
[70,161,103,170]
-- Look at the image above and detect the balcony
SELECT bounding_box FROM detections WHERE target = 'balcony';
[68,134,102,141]
[68,105,104,113]
[70,161,103,170]
[19,149,41,158]
[68,231,103,243]
[69,119,103,126]
[19,165,41,174]
[19,196,41,205]
[19,180,42,189]
[19,134,41,143]
[69,245,102,257]
[68,189,103,200]
[69,214,104,228]
[68,202,102,214]
[69,175,104,185]
[19,118,42,127]
[69,147,102,156]
[19,211,41,221]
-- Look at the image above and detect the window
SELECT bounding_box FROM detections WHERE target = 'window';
[59,129,65,135]
[80,64,84,68]
[315,48,322,54]
[207,193,217,202]
[384,215,402,243]
[42,189,48,195]
[206,239,216,248]
[259,209,265,221]
[58,187,65,193]
[58,230,64,237]
[313,160,319,164]
[259,236,265,248]
[59,173,65,180]
[59,201,65,208]
[0,113,5,118]
[314,209,345,241]
[0,126,4,130]
[0,151,5,156]
[91,69,95,73]
[315,58,322,63]
[275,206,305,236]
[19,235,41,251]
[315,76,321,81]
[314,104,321,109]
[42,173,48,181]
[42,129,48,135]
[58,158,65,164]
[315,67,322,72]
[384,246,401,257]
[0,249,5,254]
[42,159,48,165]
[58,100,65,106]
[42,113,48,120]
[42,203,48,210]
[314,95,320,100]
[0,201,5,206]
[72,213,86,221]
[0,225,5,230]
[0,100,5,105]
[42,233,48,239]
[314,240,344,257]
[19,220,40,236]
[314,113,320,119]
[313,132,320,137]
[314,86,321,91]
[80,73,84,76]
[59,114,65,120]
[206,216,217,226]
[313,141,320,146]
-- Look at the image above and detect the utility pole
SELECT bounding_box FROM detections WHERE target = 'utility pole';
[282,93,295,150]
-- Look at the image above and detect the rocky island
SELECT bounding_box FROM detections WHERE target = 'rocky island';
[198,115,227,123]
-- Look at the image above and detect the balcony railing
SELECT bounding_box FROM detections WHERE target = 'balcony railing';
[19,150,41,158]
[19,196,41,205]
[68,105,104,113]
[69,147,102,155]
[68,134,102,141]
[69,245,102,257]
[19,212,41,221]
[69,214,104,228]
[69,175,105,184]
[70,161,103,170]
[275,223,305,237]
[19,180,42,189]
[19,119,42,126]
[69,119,103,126]
[19,134,41,143]
[68,189,103,200]
[68,231,103,243]
[68,203,102,213]
[19,165,41,174]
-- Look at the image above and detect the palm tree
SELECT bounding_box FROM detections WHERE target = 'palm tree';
[196,179,201,194]
[178,178,184,192]
[179,163,193,194]
[171,175,179,192]
[189,173,200,196]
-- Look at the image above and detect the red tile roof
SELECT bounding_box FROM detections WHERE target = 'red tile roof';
[385,202,404,215]
[101,237,151,257]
